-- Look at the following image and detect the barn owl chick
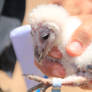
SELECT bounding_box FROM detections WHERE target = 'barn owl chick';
[29,4,92,89]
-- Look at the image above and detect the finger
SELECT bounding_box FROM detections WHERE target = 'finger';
[66,21,92,56]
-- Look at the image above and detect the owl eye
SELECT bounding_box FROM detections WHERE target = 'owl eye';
[41,33,49,40]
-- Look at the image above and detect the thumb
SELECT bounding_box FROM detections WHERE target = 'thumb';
[66,21,92,56]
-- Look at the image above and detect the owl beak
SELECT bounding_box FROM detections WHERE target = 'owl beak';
[38,51,47,64]
[34,47,47,63]
[38,52,43,62]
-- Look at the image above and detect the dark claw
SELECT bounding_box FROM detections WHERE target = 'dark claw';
[28,83,51,92]
[28,83,43,92]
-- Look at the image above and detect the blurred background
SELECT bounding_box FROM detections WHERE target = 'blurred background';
[0,0,25,74]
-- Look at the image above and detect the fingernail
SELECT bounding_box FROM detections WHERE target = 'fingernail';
[66,41,83,56]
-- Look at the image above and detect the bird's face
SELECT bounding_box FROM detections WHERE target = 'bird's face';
[29,4,70,77]
[31,22,61,64]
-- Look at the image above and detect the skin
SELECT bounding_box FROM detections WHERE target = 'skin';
[35,60,66,78]
[51,0,92,15]
[66,15,92,56]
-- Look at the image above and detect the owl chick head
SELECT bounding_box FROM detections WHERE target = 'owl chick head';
[29,4,69,63]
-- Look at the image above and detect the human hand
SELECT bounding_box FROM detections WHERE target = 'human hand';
[66,15,92,56]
